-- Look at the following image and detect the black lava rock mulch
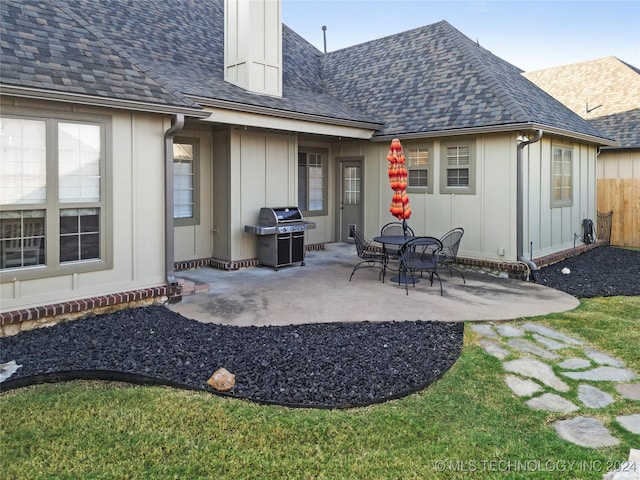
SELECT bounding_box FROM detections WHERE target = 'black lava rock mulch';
[538,245,640,298]
[0,306,463,408]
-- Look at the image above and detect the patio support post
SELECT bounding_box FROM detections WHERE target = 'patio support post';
[164,114,185,290]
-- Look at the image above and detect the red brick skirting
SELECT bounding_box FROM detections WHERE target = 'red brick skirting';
[533,241,601,267]
[175,243,326,272]
[0,285,178,337]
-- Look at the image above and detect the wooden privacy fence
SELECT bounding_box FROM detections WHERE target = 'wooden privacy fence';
[597,178,640,248]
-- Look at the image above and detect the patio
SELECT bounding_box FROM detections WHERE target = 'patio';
[169,242,579,326]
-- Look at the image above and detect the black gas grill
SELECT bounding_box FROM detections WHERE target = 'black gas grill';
[244,206,316,270]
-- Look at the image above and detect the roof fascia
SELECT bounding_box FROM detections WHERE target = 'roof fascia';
[188,95,383,131]
[200,106,376,139]
[1,85,210,118]
[372,123,619,147]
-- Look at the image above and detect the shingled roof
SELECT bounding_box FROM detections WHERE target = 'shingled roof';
[0,0,614,144]
[322,21,613,141]
[524,57,640,149]
[0,0,204,115]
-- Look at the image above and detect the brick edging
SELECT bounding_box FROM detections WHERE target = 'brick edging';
[175,243,326,272]
[0,285,177,337]
[533,241,601,267]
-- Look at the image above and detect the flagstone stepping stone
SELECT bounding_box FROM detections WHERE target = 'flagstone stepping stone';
[558,358,592,370]
[553,417,619,448]
[521,322,583,345]
[478,339,510,360]
[615,384,640,401]
[503,358,569,392]
[584,348,625,367]
[496,325,524,337]
[532,334,567,351]
[578,384,615,408]
[507,338,560,360]
[616,414,640,434]
[526,393,579,413]
[470,324,498,338]
[561,367,637,382]
[504,375,542,397]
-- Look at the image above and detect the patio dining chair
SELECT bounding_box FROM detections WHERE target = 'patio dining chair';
[380,221,415,258]
[398,236,443,295]
[439,227,465,283]
[349,225,387,283]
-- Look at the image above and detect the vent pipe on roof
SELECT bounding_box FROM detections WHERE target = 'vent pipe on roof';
[322,25,327,53]
[517,129,543,281]
[164,114,185,296]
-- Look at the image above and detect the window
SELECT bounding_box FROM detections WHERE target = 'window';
[406,145,433,193]
[0,110,110,277]
[551,145,573,207]
[298,149,327,215]
[440,141,476,194]
[173,138,199,226]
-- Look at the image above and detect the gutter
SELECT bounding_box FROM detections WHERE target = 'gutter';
[1,85,209,118]
[516,129,543,281]
[164,114,185,292]
[189,96,384,130]
[372,122,617,147]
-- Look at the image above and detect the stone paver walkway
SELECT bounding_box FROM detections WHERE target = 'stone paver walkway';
[471,322,640,450]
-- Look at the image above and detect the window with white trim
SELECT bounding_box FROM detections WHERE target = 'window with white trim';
[298,149,327,215]
[0,110,110,277]
[440,141,476,194]
[406,145,433,193]
[551,145,573,207]
[173,138,199,226]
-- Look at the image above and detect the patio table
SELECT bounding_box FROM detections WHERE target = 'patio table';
[373,235,419,284]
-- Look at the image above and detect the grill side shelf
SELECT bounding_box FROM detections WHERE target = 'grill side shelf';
[244,225,277,235]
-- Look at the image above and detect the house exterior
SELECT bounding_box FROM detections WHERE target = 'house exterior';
[524,57,640,247]
[0,0,616,332]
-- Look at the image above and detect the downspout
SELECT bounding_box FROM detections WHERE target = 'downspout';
[164,114,185,292]
[516,129,543,281]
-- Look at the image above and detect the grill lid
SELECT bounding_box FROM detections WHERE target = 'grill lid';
[259,206,303,225]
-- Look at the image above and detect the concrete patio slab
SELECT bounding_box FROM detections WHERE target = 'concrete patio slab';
[169,242,580,326]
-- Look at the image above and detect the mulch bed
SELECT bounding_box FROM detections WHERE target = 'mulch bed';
[538,245,640,298]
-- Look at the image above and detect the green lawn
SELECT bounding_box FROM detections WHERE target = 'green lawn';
[1,297,639,479]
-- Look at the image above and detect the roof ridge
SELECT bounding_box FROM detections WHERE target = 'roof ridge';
[323,19,451,55]
[441,21,530,121]
[53,1,198,109]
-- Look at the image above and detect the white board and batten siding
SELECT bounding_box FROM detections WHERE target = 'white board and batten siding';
[1,100,167,312]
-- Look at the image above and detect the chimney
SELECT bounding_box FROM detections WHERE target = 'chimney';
[224,0,282,97]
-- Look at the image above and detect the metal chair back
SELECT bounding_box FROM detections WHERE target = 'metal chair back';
[439,227,465,283]
[380,222,415,257]
[349,225,387,282]
[398,236,443,295]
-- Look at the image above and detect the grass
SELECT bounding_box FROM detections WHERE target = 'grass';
[1,297,639,479]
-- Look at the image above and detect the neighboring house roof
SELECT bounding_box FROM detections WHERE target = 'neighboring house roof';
[524,57,640,149]
[0,0,614,144]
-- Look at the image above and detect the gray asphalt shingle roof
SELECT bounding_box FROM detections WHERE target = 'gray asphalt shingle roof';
[524,57,640,149]
[0,0,201,111]
[322,21,610,139]
[1,0,612,142]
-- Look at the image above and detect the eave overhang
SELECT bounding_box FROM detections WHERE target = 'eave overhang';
[188,95,383,131]
[372,122,619,148]
[196,101,380,140]
[1,85,210,118]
